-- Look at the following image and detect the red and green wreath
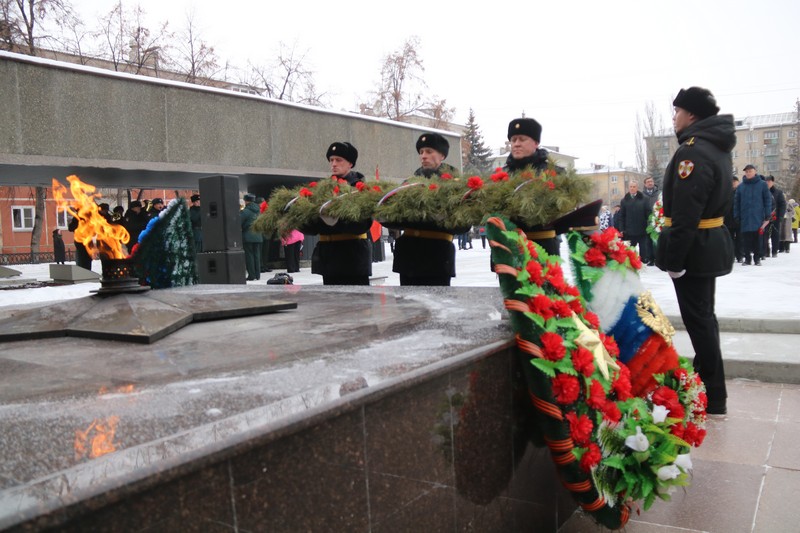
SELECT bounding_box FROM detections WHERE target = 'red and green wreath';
[487,216,707,529]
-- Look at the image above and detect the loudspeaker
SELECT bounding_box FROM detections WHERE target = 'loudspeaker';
[197,250,246,284]
[199,175,242,251]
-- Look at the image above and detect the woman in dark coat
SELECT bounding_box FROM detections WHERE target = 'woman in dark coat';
[53,229,66,264]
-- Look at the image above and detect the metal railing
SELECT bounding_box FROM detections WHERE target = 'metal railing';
[0,251,76,265]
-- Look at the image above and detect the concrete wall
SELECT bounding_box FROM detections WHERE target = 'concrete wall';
[0,51,461,189]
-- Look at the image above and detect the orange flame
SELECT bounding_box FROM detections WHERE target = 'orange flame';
[52,175,130,259]
[74,416,120,460]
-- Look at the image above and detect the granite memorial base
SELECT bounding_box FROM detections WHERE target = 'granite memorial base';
[0,286,577,532]
[49,264,101,284]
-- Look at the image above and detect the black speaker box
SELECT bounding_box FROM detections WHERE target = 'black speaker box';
[199,175,242,251]
[196,250,246,284]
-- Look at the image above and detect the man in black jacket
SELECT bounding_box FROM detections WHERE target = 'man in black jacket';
[655,86,736,415]
[641,177,660,265]
[765,175,786,258]
[617,180,650,261]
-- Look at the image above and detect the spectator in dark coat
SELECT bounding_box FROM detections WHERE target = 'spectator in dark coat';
[123,201,149,253]
[640,177,660,265]
[734,164,771,266]
[724,176,742,262]
[765,175,786,258]
[188,194,202,254]
[617,180,650,261]
[240,194,262,281]
[67,215,92,270]
[52,229,66,264]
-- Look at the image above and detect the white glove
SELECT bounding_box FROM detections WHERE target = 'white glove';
[668,269,686,279]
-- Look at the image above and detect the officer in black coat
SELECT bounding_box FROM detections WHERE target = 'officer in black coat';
[503,117,561,255]
[393,132,459,286]
[188,194,202,254]
[123,201,149,253]
[655,86,736,415]
[309,141,372,285]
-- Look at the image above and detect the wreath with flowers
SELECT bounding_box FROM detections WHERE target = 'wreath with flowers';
[487,217,707,530]
[373,171,484,233]
[646,193,666,244]
[252,176,384,237]
[475,164,593,230]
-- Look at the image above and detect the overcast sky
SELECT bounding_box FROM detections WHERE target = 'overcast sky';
[69,0,800,169]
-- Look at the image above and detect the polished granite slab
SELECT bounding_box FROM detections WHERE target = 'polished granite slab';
[0,290,297,343]
[0,285,517,530]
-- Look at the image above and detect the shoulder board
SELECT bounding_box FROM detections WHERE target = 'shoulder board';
[683,137,696,146]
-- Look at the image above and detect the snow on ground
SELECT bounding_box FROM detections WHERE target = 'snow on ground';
[2,238,799,320]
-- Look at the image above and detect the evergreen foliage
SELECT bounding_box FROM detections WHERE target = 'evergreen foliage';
[132,197,198,289]
[463,108,494,175]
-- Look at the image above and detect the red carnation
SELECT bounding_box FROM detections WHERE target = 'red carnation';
[525,260,545,286]
[590,228,617,252]
[490,169,509,182]
[552,299,572,318]
[626,249,643,269]
[571,346,595,376]
[467,176,484,189]
[696,391,708,410]
[671,423,685,439]
[566,411,594,446]
[612,369,632,401]
[586,380,607,410]
[355,181,366,191]
[584,311,600,329]
[683,421,706,446]
[299,188,313,197]
[528,294,555,320]
[600,333,619,357]
[601,399,622,423]
[546,180,555,190]
[309,181,318,188]
[333,185,340,195]
[580,443,602,472]
[565,286,580,297]
[540,331,566,361]
[673,367,689,387]
[429,184,438,191]
[372,185,382,192]
[567,298,584,314]
[525,241,539,259]
[440,173,453,180]
[584,247,607,267]
[552,374,580,404]
[610,246,629,264]
[652,386,679,408]
[546,169,557,177]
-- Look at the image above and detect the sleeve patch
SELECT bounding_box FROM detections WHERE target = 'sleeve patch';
[678,160,694,179]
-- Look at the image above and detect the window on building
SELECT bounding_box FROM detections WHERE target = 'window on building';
[56,207,69,229]
[764,131,779,140]
[12,206,35,231]
[789,130,797,139]
[611,175,618,183]
[745,132,758,143]
[765,161,780,172]
[764,146,779,156]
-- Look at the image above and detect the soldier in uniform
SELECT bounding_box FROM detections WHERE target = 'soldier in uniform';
[655,87,736,415]
[189,194,202,254]
[394,133,459,286]
[309,141,372,285]
[503,117,561,255]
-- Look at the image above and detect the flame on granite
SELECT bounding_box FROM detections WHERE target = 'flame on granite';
[74,416,120,461]
[53,175,130,259]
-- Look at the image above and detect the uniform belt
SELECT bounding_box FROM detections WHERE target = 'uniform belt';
[525,230,557,240]
[663,216,724,229]
[402,229,454,242]
[318,233,368,242]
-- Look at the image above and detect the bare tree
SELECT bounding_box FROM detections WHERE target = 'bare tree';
[171,9,219,84]
[126,4,168,75]
[634,101,667,183]
[9,0,71,55]
[96,1,169,74]
[368,36,427,121]
[242,42,326,105]
[55,10,92,63]
[1,0,18,50]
